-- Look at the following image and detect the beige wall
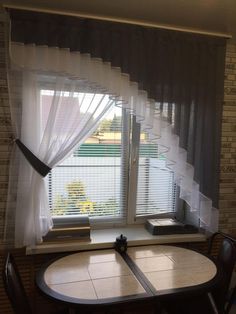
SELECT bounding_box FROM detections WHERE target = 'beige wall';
[0,12,12,248]
[219,43,236,234]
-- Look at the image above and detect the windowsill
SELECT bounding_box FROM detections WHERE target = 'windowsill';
[26,225,206,255]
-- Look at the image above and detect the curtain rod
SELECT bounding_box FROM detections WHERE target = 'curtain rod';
[3,4,232,39]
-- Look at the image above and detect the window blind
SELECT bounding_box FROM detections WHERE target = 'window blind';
[48,105,128,220]
[136,131,176,216]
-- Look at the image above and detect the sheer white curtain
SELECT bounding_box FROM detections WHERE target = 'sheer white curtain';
[5,43,217,247]
[6,52,115,246]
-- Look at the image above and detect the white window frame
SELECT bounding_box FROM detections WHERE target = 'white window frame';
[40,86,176,228]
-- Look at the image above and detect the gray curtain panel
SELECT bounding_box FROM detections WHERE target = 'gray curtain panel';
[9,9,226,208]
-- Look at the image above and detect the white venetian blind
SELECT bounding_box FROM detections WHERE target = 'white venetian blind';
[46,96,128,220]
[136,130,176,216]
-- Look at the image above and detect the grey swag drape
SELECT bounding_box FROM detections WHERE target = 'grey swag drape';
[10,9,226,214]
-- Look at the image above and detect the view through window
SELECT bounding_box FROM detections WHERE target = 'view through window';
[48,105,125,219]
[42,90,176,223]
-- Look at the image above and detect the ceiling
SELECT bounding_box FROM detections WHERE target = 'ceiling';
[3,0,236,41]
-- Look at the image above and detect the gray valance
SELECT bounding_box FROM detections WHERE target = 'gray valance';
[9,9,226,208]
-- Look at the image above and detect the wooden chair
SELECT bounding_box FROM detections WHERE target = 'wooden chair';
[2,253,69,314]
[162,232,236,314]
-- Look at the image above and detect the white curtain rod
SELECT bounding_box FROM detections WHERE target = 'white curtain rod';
[3,4,232,39]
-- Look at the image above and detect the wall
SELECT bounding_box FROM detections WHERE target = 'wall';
[0,10,236,314]
[219,43,236,234]
[0,10,11,248]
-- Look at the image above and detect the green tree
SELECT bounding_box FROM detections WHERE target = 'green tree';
[66,181,87,202]
[110,114,121,132]
[52,194,67,216]
[52,181,119,217]
[98,119,112,133]
[66,180,87,214]
[94,199,119,216]
[52,180,89,215]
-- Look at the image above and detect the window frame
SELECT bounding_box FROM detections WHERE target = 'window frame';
[40,85,176,229]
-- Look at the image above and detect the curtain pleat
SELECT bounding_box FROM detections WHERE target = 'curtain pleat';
[9,9,226,206]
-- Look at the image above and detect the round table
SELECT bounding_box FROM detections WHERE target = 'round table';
[36,245,221,310]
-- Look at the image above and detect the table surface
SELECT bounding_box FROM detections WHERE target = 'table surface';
[36,245,219,307]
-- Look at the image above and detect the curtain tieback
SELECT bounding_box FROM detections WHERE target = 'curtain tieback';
[15,139,51,177]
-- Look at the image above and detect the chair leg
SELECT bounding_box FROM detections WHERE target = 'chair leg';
[207,293,219,314]
[225,286,236,314]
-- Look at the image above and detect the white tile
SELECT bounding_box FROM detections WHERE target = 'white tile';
[190,266,217,285]
[88,251,117,264]
[48,280,97,299]
[88,260,132,279]
[127,245,188,259]
[127,246,165,259]
[50,253,86,266]
[93,275,145,299]
[166,250,214,268]
[145,263,217,291]
[146,269,197,290]
[78,249,118,264]
[133,255,174,273]
[44,264,90,284]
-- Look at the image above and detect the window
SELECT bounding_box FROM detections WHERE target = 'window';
[136,130,176,216]
[42,90,176,226]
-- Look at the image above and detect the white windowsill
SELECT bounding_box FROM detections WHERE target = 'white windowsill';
[26,225,206,255]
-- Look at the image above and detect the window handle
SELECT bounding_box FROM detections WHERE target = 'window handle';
[132,147,138,164]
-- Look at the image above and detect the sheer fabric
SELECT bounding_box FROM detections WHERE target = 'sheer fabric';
[6,53,115,246]
[5,42,222,247]
[5,9,226,246]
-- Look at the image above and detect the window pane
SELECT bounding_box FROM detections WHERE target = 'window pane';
[47,101,126,219]
[136,130,176,216]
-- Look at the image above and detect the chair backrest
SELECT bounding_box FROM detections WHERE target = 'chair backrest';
[2,253,32,314]
[209,233,236,314]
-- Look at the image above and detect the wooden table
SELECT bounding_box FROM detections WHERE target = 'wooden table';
[36,245,220,311]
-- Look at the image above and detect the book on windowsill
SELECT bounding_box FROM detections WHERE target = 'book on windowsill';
[145,218,198,235]
[43,215,91,242]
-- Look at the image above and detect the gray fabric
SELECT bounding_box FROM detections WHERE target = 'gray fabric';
[15,139,51,177]
[9,9,226,208]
